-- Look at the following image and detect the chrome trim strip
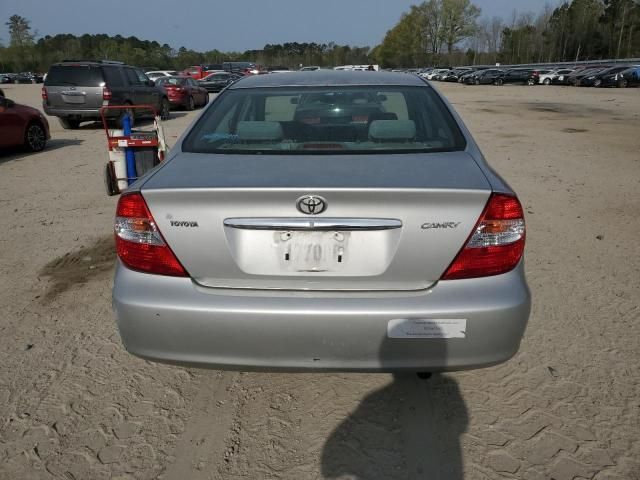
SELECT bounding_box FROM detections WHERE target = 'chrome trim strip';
[223,217,402,231]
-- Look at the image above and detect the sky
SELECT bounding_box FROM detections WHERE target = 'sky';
[1,0,553,52]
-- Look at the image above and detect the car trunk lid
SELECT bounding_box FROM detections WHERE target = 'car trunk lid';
[141,151,492,291]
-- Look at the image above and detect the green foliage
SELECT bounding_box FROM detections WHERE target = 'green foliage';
[376,0,481,67]
[0,18,372,73]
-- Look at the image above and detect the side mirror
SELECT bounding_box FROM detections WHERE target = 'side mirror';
[377,94,388,102]
[290,97,299,105]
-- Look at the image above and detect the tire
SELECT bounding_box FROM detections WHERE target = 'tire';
[160,98,170,120]
[24,122,47,152]
[618,78,628,88]
[105,163,118,196]
[187,96,195,111]
[594,79,602,87]
[203,93,209,106]
[527,78,535,86]
[58,117,80,129]
[494,78,503,86]
[543,78,551,85]
[475,78,480,85]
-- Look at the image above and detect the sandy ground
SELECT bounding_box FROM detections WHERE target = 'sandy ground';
[0,82,638,480]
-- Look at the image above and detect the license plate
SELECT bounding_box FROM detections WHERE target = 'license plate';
[278,231,349,272]
[62,94,86,104]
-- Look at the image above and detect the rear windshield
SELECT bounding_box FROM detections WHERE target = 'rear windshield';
[45,65,104,86]
[156,77,186,86]
[183,85,466,154]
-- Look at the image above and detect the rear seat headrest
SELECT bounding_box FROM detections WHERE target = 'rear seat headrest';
[236,121,283,141]
[369,120,416,141]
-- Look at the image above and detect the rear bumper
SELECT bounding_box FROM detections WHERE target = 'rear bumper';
[113,261,531,372]
[42,105,101,119]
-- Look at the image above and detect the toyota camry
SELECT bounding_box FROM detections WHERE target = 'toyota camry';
[113,71,530,372]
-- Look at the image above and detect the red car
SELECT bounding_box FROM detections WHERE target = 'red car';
[0,94,50,152]
[155,76,209,110]
[182,66,215,80]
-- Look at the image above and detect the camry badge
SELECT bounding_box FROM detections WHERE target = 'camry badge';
[421,222,461,229]
[296,195,327,215]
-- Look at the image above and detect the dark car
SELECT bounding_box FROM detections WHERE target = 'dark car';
[468,69,504,85]
[593,65,635,87]
[17,72,44,83]
[493,69,537,86]
[198,72,241,92]
[0,95,50,152]
[43,60,171,129]
[615,66,640,87]
[223,61,258,75]
[567,67,610,86]
[155,76,209,110]
[442,68,472,82]
[459,68,487,84]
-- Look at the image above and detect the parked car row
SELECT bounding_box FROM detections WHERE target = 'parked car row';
[418,64,640,88]
[1,72,45,84]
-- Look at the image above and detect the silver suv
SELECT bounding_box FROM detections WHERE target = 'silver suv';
[42,60,171,129]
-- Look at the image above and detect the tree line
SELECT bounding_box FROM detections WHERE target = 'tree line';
[0,15,371,72]
[376,0,640,67]
[1,2,639,73]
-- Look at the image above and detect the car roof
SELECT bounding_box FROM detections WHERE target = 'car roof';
[228,71,428,89]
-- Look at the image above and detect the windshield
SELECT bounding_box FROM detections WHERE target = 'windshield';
[183,85,466,154]
[156,77,186,86]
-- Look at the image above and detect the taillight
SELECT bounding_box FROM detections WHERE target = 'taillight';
[41,87,48,100]
[103,87,112,100]
[115,193,187,276]
[441,193,525,280]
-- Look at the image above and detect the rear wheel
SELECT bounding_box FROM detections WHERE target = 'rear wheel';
[187,96,195,111]
[594,79,602,87]
[618,78,628,88]
[24,122,47,152]
[475,78,480,85]
[58,117,80,130]
[543,78,551,85]
[494,78,503,86]
[527,78,535,86]
[203,93,209,106]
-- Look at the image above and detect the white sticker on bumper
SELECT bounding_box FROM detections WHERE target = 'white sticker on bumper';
[387,318,467,339]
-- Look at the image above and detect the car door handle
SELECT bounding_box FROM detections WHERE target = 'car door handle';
[223,218,402,231]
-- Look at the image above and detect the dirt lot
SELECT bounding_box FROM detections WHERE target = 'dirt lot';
[0,82,638,480]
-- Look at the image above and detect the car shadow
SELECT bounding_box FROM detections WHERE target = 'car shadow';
[321,333,467,479]
[0,138,84,163]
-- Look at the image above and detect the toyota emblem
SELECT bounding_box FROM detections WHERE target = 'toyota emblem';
[296,195,327,215]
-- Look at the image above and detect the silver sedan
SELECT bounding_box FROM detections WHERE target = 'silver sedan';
[113,71,530,372]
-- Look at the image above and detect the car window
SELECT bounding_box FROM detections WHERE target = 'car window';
[156,77,186,86]
[125,68,142,86]
[44,65,104,86]
[183,86,466,155]
[135,69,149,84]
[103,67,125,87]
